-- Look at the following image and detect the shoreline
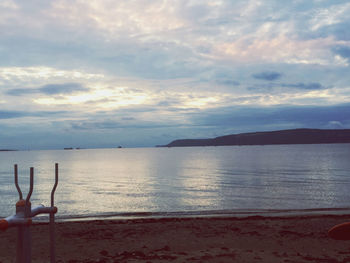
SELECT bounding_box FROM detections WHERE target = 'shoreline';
[30,207,350,223]
[2,214,350,262]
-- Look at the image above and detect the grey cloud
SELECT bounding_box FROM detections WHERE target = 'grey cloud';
[200,69,240,87]
[333,45,350,60]
[247,84,273,92]
[70,120,177,131]
[7,83,89,96]
[95,39,206,80]
[157,101,174,107]
[122,117,135,121]
[252,71,282,81]
[0,110,27,119]
[0,34,91,69]
[71,121,121,130]
[6,89,36,96]
[39,83,89,95]
[247,82,327,91]
[190,104,350,130]
[281,82,326,90]
[310,20,350,41]
[34,111,70,117]
[0,110,67,119]
[180,3,210,19]
[216,79,240,86]
[157,98,183,107]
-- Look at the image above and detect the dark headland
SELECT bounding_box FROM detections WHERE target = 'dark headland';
[159,128,350,147]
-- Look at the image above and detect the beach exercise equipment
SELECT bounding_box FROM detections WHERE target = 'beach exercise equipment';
[0,163,58,263]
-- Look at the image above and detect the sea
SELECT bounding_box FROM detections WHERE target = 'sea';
[1,144,350,221]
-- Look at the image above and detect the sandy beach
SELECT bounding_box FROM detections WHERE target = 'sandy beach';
[1,215,350,262]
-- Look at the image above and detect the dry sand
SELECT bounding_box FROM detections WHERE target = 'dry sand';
[1,215,350,262]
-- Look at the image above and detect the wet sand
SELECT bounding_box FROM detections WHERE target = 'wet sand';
[1,215,350,262]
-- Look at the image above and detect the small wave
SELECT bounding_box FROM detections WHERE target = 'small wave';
[39,207,350,222]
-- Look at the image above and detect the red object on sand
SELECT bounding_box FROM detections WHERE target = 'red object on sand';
[328,222,350,240]
[0,219,9,231]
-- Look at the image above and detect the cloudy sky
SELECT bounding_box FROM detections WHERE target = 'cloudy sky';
[1,0,350,149]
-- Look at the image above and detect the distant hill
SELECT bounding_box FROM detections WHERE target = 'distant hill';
[159,129,350,147]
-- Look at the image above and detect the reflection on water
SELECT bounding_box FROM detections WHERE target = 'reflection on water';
[1,144,350,219]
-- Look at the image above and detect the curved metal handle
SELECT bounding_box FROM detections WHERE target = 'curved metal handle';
[51,163,58,207]
[24,167,34,218]
[50,163,58,263]
[14,164,23,200]
[26,167,34,204]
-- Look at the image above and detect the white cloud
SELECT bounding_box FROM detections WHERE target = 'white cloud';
[0,67,104,82]
[310,2,350,31]
[48,0,186,38]
[0,0,17,9]
[211,36,349,66]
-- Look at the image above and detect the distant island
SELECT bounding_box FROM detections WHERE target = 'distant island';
[64,147,83,150]
[159,128,350,147]
[0,149,17,151]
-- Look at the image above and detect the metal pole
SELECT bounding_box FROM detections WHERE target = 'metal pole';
[16,226,24,263]
[15,164,23,263]
[14,164,23,200]
[24,168,34,263]
[17,167,33,263]
[25,168,34,216]
[16,219,24,263]
[51,163,58,207]
[14,164,24,263]
[50,163,58,263]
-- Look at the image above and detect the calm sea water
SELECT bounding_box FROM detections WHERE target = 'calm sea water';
[1,144,350,220]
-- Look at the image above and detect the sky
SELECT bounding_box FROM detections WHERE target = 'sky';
[1,0,350,149]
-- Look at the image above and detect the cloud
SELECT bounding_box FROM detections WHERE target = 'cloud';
[309,2,350,33]
[190,103,350,132]
[252,71,282,81]
[0,110,27,119]
[0,110,66,119]
[70,120,121,130]
[157,100,181,107]
[215,79,240,86]
[70,119,177,131]
[213,35,345,65]
[7,83,89,96]
[333,45,350,60]
[39,83,89,95]
[247,79,330,92]
[247,81,327,93]
[281,82,327,90]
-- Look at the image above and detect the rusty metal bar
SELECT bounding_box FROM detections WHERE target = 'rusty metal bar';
[14,164,23,200]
